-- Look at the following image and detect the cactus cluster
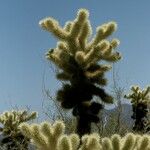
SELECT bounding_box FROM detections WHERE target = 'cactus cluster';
[125,86,150,132]
[39,8,121,136]
[0,110,37,149]
[20,120,150,150]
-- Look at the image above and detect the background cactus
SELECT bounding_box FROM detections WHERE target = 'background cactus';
[124,85,150,133]
[39,8,121,136]
[0,110,37,149]
[20,120,150,150]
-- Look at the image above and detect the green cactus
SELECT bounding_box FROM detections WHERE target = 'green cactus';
[39,8,121,136]
[0,110,37,149]
[20,120,150,150]
[125,85,150,133]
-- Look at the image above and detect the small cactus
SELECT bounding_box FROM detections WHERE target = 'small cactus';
[0,110,37,149]
[125,85,150,133]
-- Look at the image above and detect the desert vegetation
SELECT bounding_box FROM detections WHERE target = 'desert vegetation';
[0,8,150,150]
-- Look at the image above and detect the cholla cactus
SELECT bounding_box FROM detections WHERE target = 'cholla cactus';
[20,120,150,150]
[39,8,121,136]
[20,120,80,150]
[0,110,37,149]
[125,86,150,133]
[79,133,101,150]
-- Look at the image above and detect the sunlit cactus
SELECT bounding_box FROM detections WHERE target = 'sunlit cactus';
[79,133,101,150]
[20,120,80,150]
[125,85,150,133]
[20,120,150,150]
[0,110,37,149]
[39,8,121,136]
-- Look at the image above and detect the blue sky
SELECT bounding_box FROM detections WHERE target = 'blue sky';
[0,0,150,120]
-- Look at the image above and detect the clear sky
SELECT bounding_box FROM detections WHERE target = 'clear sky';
[0,0,150,120]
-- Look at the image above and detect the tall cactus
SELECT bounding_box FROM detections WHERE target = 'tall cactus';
[20,120,150,150]
[125,85,150,133]
[0,110,37,149]
[39,8,121,136]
